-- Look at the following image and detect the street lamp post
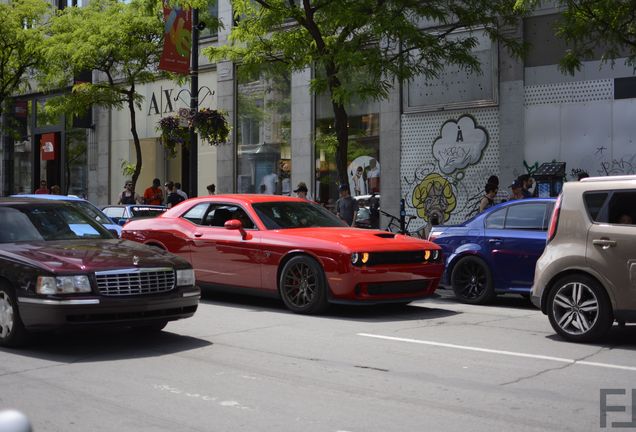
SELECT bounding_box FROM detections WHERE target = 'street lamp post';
[188,7,199,198]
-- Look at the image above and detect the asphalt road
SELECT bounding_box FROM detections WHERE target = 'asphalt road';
[2,289,636,432]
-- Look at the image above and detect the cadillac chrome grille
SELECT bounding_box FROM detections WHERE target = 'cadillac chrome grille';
[95,268,175,296]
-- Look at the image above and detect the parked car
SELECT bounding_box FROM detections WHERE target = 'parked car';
[0,198,199,347]
[13,194,121,237]
[121,194,444,314]
[102,204,167,226]
[354,194,380,229]
[532,175,636,342]
[429,198,556,304]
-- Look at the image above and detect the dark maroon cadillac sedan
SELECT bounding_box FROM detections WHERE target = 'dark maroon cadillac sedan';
[0,198,200,347]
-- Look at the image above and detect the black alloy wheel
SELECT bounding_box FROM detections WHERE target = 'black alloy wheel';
[279,255,329,314]
[451,256,495,305]
[547,274,613,342]
[0,284,29,347]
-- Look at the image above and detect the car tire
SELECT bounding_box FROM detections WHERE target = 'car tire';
[279,255,329,314]
[547,274,613,342]
[0,284,29,347]
[450,256,495,305]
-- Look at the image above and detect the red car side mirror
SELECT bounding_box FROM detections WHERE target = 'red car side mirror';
[224,219,250,240]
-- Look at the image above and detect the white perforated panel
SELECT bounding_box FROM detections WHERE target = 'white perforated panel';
[525,79,613,105]
[401,108,500,227]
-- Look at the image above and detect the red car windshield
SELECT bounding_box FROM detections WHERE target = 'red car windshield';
[253,201,346,229]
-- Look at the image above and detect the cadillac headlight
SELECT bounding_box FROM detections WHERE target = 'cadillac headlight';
[36,275,92,294]
[176,269,195,286]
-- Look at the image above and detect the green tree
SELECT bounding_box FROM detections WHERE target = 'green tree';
[517,0,636,74]
[206,0,525,186]
[43,0,168,193]
[0,0,50,117]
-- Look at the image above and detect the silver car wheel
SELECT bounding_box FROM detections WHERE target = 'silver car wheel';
[0,291,15,339]
[552,282,599,335]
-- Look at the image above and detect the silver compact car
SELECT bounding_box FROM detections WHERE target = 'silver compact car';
[532,175,636,342]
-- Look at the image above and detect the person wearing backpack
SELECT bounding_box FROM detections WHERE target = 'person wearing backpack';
[165,181,185,208]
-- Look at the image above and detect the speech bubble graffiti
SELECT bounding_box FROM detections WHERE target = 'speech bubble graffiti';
[432,115,489,174]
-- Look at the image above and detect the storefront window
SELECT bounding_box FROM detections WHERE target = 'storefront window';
[236,67,291,195]
[314,94,380,207]
[65,125,88,197]
[12,100,32,194]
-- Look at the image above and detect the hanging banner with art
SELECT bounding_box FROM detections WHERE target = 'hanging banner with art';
[158,1,192,75]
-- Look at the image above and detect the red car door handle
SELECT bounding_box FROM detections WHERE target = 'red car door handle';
[194,232,203,238]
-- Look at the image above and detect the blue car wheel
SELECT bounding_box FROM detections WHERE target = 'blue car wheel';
[451,256,495,305]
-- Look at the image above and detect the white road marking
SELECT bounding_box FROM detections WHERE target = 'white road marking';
[357,333,636,372]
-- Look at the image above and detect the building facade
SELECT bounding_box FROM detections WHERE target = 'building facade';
[3,0,636,223]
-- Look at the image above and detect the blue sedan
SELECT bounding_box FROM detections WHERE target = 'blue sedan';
[429,198,556,304]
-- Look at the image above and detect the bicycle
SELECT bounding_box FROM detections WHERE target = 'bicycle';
[380,210,426,238]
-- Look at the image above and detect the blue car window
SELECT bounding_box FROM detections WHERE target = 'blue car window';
[104,207,125,218]
[504,203,548,230]
[485,207,506,229]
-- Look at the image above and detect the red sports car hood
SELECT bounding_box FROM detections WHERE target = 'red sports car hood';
[271,227,439,252]
[0,239,186,273]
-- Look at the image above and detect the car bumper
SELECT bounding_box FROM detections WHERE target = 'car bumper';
[531,292,541,309]
[327,262,444,304]
[17,286,200,331]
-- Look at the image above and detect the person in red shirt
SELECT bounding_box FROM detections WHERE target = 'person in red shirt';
[143,178,164,205]
[34,180,49,194]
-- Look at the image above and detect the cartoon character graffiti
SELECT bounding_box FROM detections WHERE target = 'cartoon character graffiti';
[412,173,457,224]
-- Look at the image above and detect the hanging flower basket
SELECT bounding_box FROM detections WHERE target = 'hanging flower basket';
[191,108,230,145]
[158,115,189,158]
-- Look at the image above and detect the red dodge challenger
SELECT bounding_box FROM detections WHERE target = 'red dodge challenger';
[121,195,444,314]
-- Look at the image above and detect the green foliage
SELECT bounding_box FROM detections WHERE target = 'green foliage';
[0,0,51,115]
[516,0,636,74]
[121,160,136,177]
[43,0,168,191]
[206,0,526,183]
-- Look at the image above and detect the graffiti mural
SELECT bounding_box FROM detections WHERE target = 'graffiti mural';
[401,109,499,226]
[432,115,489,174]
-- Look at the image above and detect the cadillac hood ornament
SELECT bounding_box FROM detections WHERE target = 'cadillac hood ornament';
[132,255,140,266]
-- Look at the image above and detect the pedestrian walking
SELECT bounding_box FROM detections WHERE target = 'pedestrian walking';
[34,180,49,194]
[118,180,141,204]
[368,192,380,229]
[508,180,524,201]
[175,182,188,200]
[335,184,359,227]
[143,178,164,205]
[479,183,498,212]
[517,174,534,198]
[293,182,311,200]
[50,185,62,195]
[206,184,216,195]
[165,181,185,208]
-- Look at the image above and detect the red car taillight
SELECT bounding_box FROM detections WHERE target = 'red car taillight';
[547,194,562,243]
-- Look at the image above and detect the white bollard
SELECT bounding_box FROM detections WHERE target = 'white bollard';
[0,410,32,432]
